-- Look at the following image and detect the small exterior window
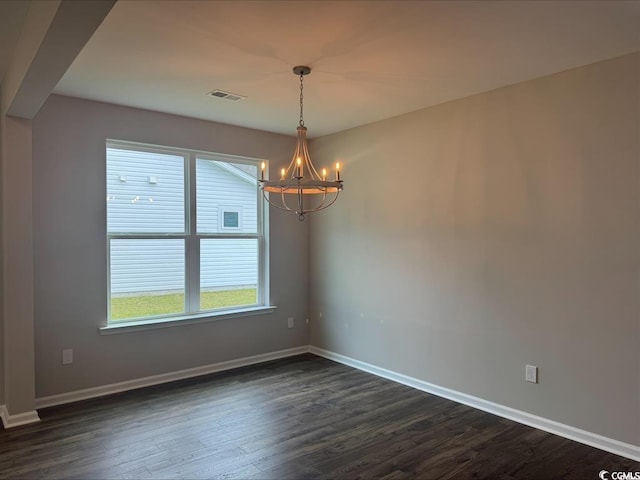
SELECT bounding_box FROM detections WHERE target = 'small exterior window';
[224,211,238,228]
[219,206,242,231]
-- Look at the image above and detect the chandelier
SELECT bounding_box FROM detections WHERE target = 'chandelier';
[259,66,343,221]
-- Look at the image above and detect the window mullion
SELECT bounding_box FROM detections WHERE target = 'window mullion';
[107,233,186,240]
[106,237,112,321]
[257,180,267,306]
[187,153,199,313]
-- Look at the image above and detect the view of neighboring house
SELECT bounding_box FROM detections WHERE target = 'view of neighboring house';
[107,146,258,299]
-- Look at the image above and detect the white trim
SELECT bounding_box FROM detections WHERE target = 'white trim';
[29,344,640,461]
[36,346,309,409]
[309,346,640,462]
[0,404,40,429]
[100,305,277,335]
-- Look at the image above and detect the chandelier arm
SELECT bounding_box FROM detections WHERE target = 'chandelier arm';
[261,190,293,212]
[292,128,307,179]
[297,141,306,179]
[307,190,341,213]
[296,191,340,216]
[297,186,304,214]
[281,189,294,211]
[312,189,329,211]
[300,191,333,215]
[301,135,322,179]
[285,155,297,179]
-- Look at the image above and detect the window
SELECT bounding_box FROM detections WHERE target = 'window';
[218,206,242,231]
[106,141,266,324]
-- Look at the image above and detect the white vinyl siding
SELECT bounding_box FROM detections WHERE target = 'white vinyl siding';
[108,153,258,294]
[197,159,257,233]
[200,239,257,291]
[110,239,185,294]
[107,148,185,233]
[109,239,258,294]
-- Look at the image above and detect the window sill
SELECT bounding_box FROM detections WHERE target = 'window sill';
[99,305,277,335]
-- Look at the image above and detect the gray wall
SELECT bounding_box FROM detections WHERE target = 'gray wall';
[33,95,309,398]
[309,53,640,446]
[0,294,2,405]
[0,112,4,406]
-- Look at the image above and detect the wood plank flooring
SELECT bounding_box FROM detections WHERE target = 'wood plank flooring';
[0,354,638,479]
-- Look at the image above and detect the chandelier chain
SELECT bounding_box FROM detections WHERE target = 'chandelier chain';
[299,73,305,127]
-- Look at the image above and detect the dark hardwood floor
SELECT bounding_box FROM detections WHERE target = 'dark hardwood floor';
[0,354,637,479]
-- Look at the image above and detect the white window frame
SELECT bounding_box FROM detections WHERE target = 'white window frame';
[104,140,271,331]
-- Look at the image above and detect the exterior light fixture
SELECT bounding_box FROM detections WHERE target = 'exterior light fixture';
[259,66,343,221]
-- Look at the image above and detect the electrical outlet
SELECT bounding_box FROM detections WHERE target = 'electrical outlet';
[526,364,538,383]
[62,349,73,365]
[287,317,294,329]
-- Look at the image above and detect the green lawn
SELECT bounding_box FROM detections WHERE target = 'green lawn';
[110,288,257,321]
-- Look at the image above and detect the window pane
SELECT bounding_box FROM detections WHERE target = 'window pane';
[107,147,185,233]
[196,159,258,234]
[223,211,239,228]
[110,239,185,321]
[200,239,258,310]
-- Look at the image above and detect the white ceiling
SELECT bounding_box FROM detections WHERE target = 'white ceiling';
[52,0,640,137]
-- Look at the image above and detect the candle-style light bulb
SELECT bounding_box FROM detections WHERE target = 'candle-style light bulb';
[322,168,327,181]
[335,162,341,181]
[280,167,286,180]
[260,161,266,180]
[296,157,302,177]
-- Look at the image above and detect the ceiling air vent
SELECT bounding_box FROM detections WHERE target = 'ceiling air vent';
[206,89,246,102]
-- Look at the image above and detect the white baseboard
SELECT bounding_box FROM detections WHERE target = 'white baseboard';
[30,344,640,462]
[309,346,640,463]
[0,404,41,428]
[36,346,310,409]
